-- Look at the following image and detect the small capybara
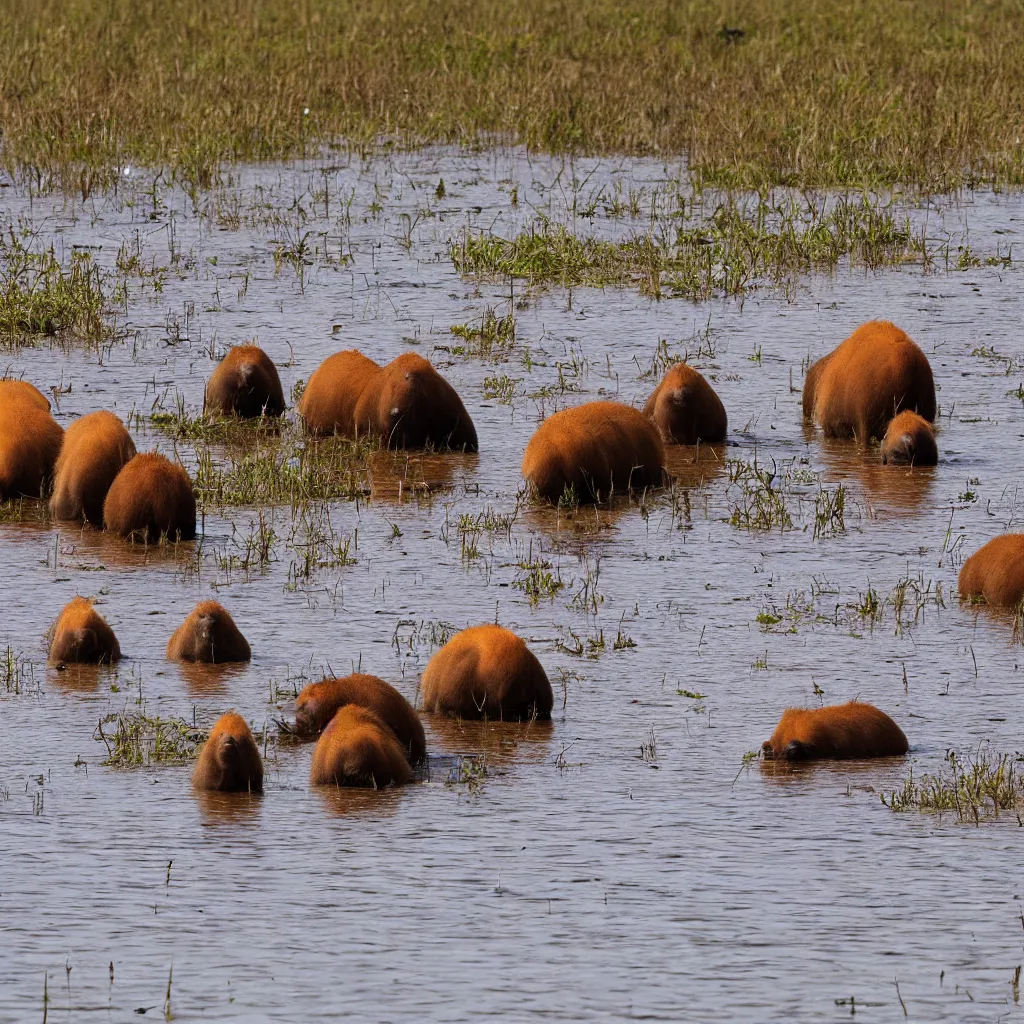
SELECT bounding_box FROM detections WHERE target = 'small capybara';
[420,624,553,721]
[958,535,1024,608]
[204,345,286,418]
[297,349,382,436]
[310,705,413,788]
[192,712,264,793]
[803,321,936,442]
[295,673,426,764]
[50,411,137,526]
[880,410,938,466]
[521,400,665,503]
[762,702,909,761]
[643,363,727,445]
[0,379,50,411]
[48,596,121,665]
[167,601,251,663]
[102,452,196,541]
[0,402,64,499]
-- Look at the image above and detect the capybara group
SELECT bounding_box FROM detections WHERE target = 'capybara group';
[310,705,413,788]
[167,601,251,663]
[958,535,1024,608]
[880,410,938,466]
[762,702,908,761]
[204,345,285,418]
[643,364,727,445]
[48,597,121,665]
[0,399,64,500]
[192,712,264,793]
[102,452,196,542]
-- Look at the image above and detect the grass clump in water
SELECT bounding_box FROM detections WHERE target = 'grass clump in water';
[95,711,206,768]
[1,646,38,695]
[443,307,516,360]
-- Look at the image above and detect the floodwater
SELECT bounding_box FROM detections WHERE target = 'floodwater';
[1,148,1024,1022]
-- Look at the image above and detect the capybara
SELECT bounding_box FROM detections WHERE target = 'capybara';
[420,624,553,721]
[192,712,264,793]
[50,411,137,526]
[102,452,196,541]
[48,596,121,665]
[643,363,727,445]
[762,702,908,761]
[803,321,936,442]
[167,601,251,663]
[880,410,938,466]
[958,535,1024,608]
[0,379,50,411]
[0,402,64,499]
[521,400,665,503]
[295,673,426,763]
[297,349,382,436]
[310,705,413,788]
[204,345,286,418]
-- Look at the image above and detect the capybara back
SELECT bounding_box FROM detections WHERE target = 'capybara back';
[310,705,413,788]
[205,345,285,418]
[762,702,908,761]
[167,601,251,663]
[880,410,938,466]
[643,364,727,445]
[102,452,196,542]
[0,403,64,499]
[298,349,381,436]
[48,596,121,665]
[192,712,264,792]
[958,535,1024,608]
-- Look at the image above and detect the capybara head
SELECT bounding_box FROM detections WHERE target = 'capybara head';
[167,601,251,663]
[420,624,553,721]
[310,705,413,788]
[297,349,382,436]
[48,596,121,665]
[192,712,264,793]
[0,402,64,500]
[50,411,137,526]
[643,363,727,445]
[761,701,908,761]
[0,379,50,411]
[102,452,196,542]
[880,410,937,466]
[958,534,1024,609]
[204,345,285,418]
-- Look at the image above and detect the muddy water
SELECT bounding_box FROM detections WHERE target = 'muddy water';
[2,149,1024,1022]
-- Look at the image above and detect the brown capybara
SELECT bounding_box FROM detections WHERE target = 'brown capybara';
[295,674,426,764]
[167,601,251,663]
[521,400,665,503]
[0,402,64,499]
[762,702,908,761]
[310,705,413,788]
[420,624,553,721]
[102,452,196,542]
[50,411,137,526]
[880,410,938,466]
[958,535,1024,608]
[192,712,264,793]
[297,349,382,436]
[204,345,286,418]
[48,596,121,665]
[0,379,50,411]
[643,363,727,445]
[803,321,936,442]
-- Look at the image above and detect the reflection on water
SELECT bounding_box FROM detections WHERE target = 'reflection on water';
[194,788,264,826]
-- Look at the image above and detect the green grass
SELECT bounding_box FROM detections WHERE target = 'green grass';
[95,710,207,767]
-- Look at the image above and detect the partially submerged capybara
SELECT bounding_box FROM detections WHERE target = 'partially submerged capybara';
[762,702,908,761]
[420,624,553,721]
[803,321,936,442]
[880,410,938,466]
[204,345,286,418]
[297,349,382,436]
[48,596,121,665]
[50,411,137,526]
[310,705,413,788]
[294,673,426,763]
[0,379,50,411]
[102,452,196,541]
[0,401,64,499]
[192,712,263,793]
[958,535,1024,608]
[521,400,665,503]
[643,363,727,445]
[167,601,251,663]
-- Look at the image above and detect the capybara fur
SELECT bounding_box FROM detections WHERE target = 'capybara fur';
[297,349,382,436]
[310,705,413,788]
[204,345,285,418]
[0,379,50,411]
[880,410,938,466]
[50,411,137,526]
[959,534,1024,608]
[521,400,665,503]
[295,674,426,764]
[0,402,64,499]
[48,597,121,665]
[167,601,251,663]
[102,452,196,542]
[192,712,263,793]
[762,702,908,761]
[803,321,936,442]
[643,363,727,445]
[420,624,553,721]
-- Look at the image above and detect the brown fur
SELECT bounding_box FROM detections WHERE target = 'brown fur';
[48,596,121,665]
[0,379,50,411]
[420,624,553,721]
[192,712,264,792]
[167,601,251,663]
[50,411,137,526]
[310,705,413,788]
[295,674,425,763]
[102,452,196,541]
[643,363,727,444]
[521,401,665,503]
[0,402,64,499]
[959,534,1024,608]
[803,321,936,442]
[880,410,938,466]
[762,701,908,761]
[298,349,382,435]
[204,345,285,418]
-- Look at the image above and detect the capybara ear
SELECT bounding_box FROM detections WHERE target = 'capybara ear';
[204,345,286,418]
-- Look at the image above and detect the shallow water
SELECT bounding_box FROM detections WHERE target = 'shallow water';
[2,149,1024,1022]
